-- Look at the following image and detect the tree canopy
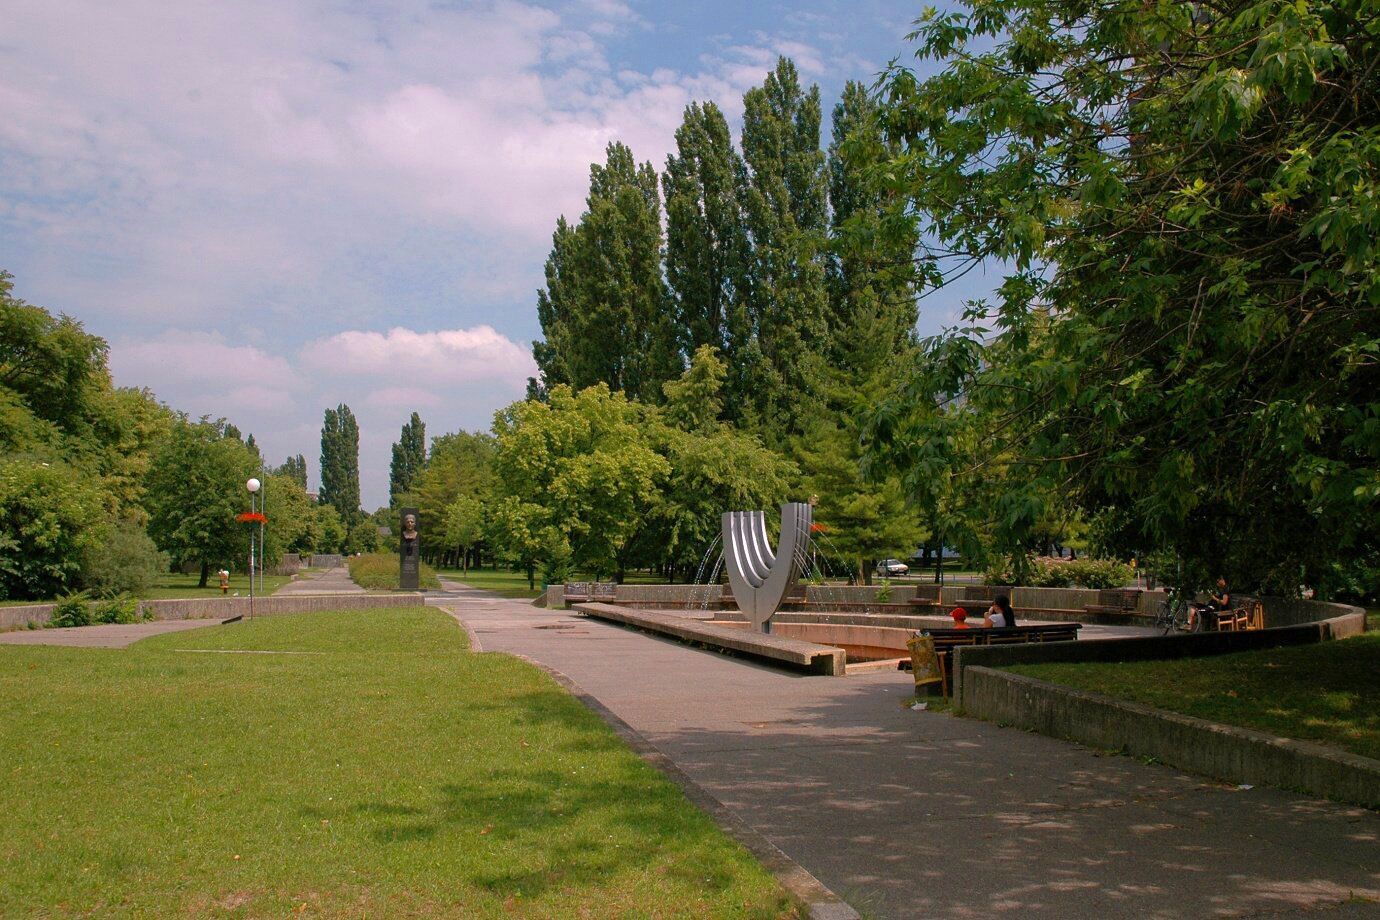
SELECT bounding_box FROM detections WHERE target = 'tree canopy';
[863,0,1379,593]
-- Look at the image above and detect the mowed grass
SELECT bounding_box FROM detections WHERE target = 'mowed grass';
[437,568,544,599]
[140,570,295,599]
[0,608,795,918]
[1010,633,1380,761]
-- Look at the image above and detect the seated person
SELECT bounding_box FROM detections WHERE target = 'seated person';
[1190,577,1231,631]
[983,594,1018,628]
[949,607,971,629]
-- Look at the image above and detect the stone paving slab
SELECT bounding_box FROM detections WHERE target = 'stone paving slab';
[0,619,220,648]
[444,593,1380,919]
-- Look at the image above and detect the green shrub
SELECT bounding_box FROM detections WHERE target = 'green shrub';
[50,592,92,628]
[875,580,893,602]
[0,458,105,601]
[985,555,1132,589]
[346,553,440,591]
[94,594,140,624]
[1061,558,1134,589]
[80,519,168,598]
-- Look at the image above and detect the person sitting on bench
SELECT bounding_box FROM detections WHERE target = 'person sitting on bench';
[984,594,1017,628]
[949,607,971,629]
[1192,577,1231,631]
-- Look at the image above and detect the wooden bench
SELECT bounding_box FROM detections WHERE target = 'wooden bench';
[1084,588,1143,617]
[899,623,1082,671]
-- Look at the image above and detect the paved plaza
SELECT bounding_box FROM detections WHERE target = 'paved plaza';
[438,587,1380,919]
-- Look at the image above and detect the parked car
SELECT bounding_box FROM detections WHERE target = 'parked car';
[875,558,909,577]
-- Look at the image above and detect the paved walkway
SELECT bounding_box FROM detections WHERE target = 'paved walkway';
[274,565,363,595]
[440,591,1380,919]
[0,619,218,648]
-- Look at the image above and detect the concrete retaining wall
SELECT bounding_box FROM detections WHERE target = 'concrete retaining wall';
[949,621,1355,702]
[960,666,1380,809]
[307,554,345,568]
[0,593,423,630]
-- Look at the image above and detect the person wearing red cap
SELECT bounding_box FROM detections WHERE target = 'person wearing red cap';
[949,607,971,629]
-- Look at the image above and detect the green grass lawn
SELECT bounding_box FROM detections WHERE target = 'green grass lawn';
[0,572,294,606]
[140,570,295,599]
[436,568,545,599]
[1009,633,1380,761]
[0,607,794,918]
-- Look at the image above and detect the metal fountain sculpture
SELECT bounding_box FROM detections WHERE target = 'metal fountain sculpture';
[722,502,813,633]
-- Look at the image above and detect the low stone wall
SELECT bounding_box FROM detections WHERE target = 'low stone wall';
[307,554,345,568]
[949,621,1348,702]
[960,666,1380,809]
[0,593,423,630]
[1259,597,1367,636]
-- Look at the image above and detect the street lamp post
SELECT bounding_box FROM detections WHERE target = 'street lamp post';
[247,477,261,618]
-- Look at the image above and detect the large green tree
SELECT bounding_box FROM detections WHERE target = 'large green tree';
[738,57,832,442]
[274,454,308,490]
[389,412,426,507]
[826,80,919,372]
[865,0,1380,596]
[145,418,260,586]
[663,102,751,392]
[411,430,497,560]
[533,143,680,403]
[491,384,668,580]
[644,347,798,580]
[319,404,361,525]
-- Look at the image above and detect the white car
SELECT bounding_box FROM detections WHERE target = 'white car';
[875,558,909,577]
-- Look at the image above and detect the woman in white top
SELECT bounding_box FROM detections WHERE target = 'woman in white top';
[984,594,1017,628]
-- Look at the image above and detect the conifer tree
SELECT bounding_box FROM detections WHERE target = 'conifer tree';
[389,412,426,506]
[318,404,360,525]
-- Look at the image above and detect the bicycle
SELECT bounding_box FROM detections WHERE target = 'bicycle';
[1155,589,1203,635]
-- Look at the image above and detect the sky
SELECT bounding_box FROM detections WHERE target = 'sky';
[0,0,986,509]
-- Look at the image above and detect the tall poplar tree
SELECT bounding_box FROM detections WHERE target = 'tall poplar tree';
[739,57,831,442]
[318,404,360,525]
[388,412,426,506]
[663,102,750,392]
[274,454,308,489]
[533,143,680,403]
[827,80,918,370]
[532,217,576,391]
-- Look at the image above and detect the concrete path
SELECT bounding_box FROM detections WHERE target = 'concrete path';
[440,591,1380,919]
[0,619,219,648]
[274,565,364,595]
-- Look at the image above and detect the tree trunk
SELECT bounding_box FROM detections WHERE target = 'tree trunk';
[198,560,210,588]
[526,564,535,590]
[861,557,873,586]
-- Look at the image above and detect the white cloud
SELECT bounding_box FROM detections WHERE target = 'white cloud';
[298,326,535,387]
[2,0,911,504]
[108,323,534,507]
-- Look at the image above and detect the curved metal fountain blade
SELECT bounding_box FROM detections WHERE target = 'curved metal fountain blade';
[722,502,813,632]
